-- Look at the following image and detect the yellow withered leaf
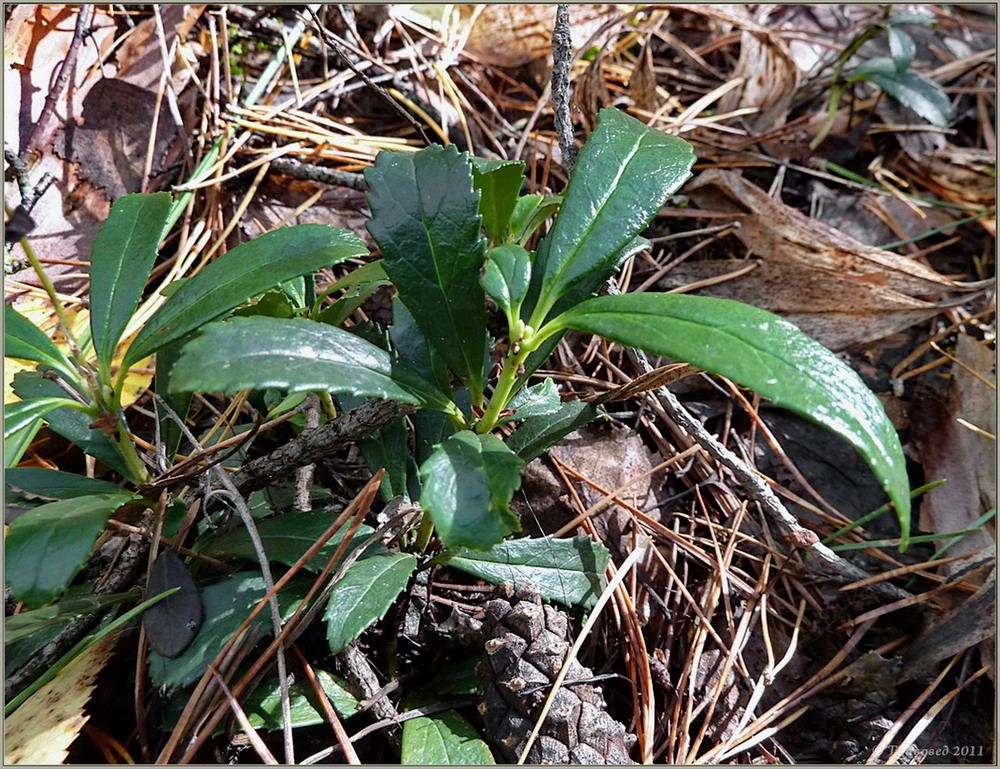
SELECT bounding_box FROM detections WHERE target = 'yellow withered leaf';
[4,634,119,764]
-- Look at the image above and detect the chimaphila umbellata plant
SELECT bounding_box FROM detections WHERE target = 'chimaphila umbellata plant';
[5,107,912,629]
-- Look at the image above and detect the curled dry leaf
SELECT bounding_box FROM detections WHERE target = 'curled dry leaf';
[457,4,619,68]
[685,169,970,295]
[898,147,997,236]
[911,334,996,579]
[658,259,954,350]
[664,170,989,348]
[716,6,800,133]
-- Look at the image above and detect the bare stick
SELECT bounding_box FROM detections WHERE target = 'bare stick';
[551,5,578,174]
[233,398,418,495]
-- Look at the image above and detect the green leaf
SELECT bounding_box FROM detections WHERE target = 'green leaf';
[851,58,952,126]
[4,415,41,469]
[323,552,417,653]
[232,289,297,319]
[5,492,137,607]
[4,305,79,385]
[147,571,311,689]
[507,193,562,244]
[4,397,87,439]
[552,293,912,545]
[481,244,531,324]
[359,417,418,503]
[5,589,136,644]
[365,144,488,397]
[471,156,525,243]
[419,431,523,550]
[506,401,600,462]
[126,224,367,368]
[887,12,933,25]
[315,278,388,328]
[89,192,172,373]
[240,670,359,731]
[196,511,384,570]
[402,709,495,765]
[501,378,561,424]
[887,26,916,72]
[5,468,123,501]
[529,107,695,323]
[441,535,610,608]
[169,316,453,412]
[12,371,134,479]
[390,296,454,399]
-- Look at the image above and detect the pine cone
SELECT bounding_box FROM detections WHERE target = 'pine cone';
[477,582,636,764]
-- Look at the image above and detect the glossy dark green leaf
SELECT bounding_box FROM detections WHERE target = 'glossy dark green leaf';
[851,58,952,126]
[169,316,453,411]
[4,305,79,384]
[241,670,359,731]
[481,244,531,322]
[359,417,418,503]
[323,552,417,654]
[5,588,135,644]
[506,401,600,462]
[5,468,123,501]
[887,26,916,71]
[126,225,367,368]
[4,397,87,439]
[365,145,487,396]
[507,193,562,244]
[6,492,137,607]
[500,378,561,424]
[390,296,453,399]
[196,511,384,570]
[441,535,610,608]
[89,192,172,372]
[12,371,134,479]
[419,431,522,550]
[4,415,40,469]
[529,108,694,323]
[471,156,525,243]
[147,571,311,689]
[401,709,495,765]
[315,279,388,328]
[232,289,297,319]
[553,293,912,543]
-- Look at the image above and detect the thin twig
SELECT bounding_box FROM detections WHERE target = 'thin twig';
[22,5,93,157]
[268,156,367,191]
[160,399,295,763]
[233,398,418,495]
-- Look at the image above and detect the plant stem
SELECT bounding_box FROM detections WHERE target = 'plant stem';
[809,23,883,150]
[476,324,553,434]
[116,422,151,484]
[15,225,91,380]
[414,509,435,552]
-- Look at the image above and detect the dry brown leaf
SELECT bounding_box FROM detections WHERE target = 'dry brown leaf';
[115,5,207,90]
[658,260,950,350]
[685,169,975,296]
[899,147,997,236]
[911,334,996,578]
[716,7,800,133]
[457,5,618,68]
[628,43,659,114]
[575,47,612,132]
[4,634,119,764]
